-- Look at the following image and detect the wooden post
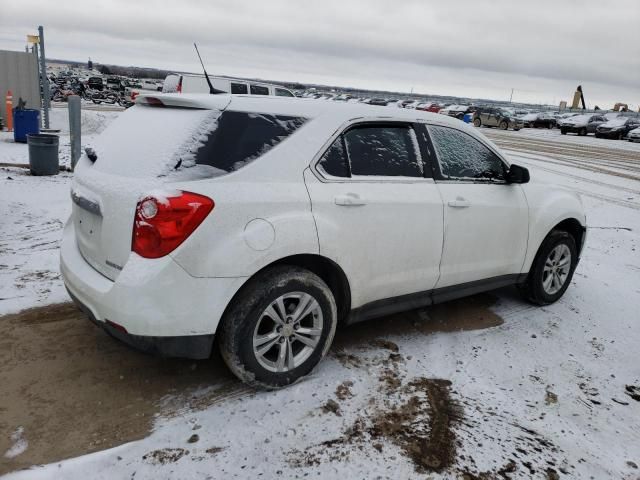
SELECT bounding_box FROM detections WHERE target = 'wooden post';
[5,90,13,131]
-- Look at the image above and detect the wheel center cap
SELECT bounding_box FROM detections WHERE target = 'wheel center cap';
[282,325,294,337]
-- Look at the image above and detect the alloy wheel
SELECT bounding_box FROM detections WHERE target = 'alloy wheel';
[542,244,572,295]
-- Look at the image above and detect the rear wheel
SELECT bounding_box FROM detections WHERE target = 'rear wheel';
[218,266,337,389]
[519,230,577,305]
[561,129,567,135]
[499,121,508,130]
[473,118,482,127]
[579,127,587,136]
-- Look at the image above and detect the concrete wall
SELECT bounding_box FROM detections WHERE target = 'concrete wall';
[0,49,41,123]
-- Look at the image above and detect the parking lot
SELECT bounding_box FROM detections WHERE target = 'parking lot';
[1,111,639,478]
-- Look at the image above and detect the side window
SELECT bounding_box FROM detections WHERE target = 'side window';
[194,111,307,172]
[344,126,422,177]
[318,137,350,178]
[231,83,248,94]
[427,125,507,181]
[275,88,294,97]
[250,84,269,95]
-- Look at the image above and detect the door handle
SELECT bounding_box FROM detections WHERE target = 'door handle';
[335,193,366,206]
[448,197,471,208]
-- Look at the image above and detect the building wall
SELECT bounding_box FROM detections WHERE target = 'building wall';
[0,49,41,123]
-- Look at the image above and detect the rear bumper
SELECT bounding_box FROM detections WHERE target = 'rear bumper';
[60,220,247,356]
[67,287,214,358]
[595,130,621,138]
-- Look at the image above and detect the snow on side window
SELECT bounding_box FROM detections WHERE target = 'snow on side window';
[428,126,506,181]
[193,111,307,172]
[318,137,349,178]
[344,126,422,177]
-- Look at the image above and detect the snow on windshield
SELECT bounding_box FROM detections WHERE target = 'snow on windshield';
[90,106,221,179]
[522,113,538,121]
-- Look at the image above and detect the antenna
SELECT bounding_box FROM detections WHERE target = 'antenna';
[194,43,223,94]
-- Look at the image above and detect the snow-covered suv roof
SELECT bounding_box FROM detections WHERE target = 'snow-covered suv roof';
[136,93,464,127]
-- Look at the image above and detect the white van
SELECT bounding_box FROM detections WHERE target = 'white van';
[162,73,295,97]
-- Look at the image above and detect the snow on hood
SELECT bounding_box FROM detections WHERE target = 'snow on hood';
[601,118,628,128]
[563,114,591,125]
[521,113,539,121]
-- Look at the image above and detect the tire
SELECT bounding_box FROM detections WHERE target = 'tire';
[561,129,567,135]
[519,230,578,306]
[218,266,337,389]
[547,123,553,129]
[618,132,623,140]
[499,121,508,130]
[473,118,482,128]
[514,128,520,132]
[579,127,587,136]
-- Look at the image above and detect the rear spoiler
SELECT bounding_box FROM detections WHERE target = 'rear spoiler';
[135,93,232,110]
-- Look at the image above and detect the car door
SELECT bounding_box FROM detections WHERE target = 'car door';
[483,109,496,127]
[304,121,444,310]
[423,124,529,288]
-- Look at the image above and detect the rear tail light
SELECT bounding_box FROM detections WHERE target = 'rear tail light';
[132,191,214,259]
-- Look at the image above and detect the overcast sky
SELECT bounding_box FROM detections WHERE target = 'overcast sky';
[1,0,638,108]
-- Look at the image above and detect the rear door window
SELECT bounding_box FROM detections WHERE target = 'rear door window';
[318,137,350,178]
[345,126,422,177]
[427,125,506,181]
[231,83,248,94]
[250,85,270,95]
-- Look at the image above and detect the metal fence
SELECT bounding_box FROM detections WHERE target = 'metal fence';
[0,49,41,122]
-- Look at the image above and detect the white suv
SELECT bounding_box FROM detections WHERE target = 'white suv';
[61,94,587,388]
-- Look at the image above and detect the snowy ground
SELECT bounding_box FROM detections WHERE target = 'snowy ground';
[1,117,640,479]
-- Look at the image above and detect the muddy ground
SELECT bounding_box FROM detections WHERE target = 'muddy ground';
[0,294,502,475]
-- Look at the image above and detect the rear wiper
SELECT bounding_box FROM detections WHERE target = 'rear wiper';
[85,147,97,163]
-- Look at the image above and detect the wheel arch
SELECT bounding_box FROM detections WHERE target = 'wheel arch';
[216,254,352,335]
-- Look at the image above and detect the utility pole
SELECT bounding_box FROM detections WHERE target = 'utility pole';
[509,88,514,103]
[38,25,50,129]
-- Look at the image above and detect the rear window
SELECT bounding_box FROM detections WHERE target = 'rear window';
[88,107,306,179]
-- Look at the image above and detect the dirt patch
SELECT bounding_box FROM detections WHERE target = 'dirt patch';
[335,381,354,401]
[289,376,462,474]
[0,302,246,475]
[625,385,640,402]
[321,399,342,417]
[142,448,189,465]
[332,293,504,352]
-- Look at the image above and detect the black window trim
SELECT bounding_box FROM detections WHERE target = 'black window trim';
[312,119,435,183]
[421,123,511,184]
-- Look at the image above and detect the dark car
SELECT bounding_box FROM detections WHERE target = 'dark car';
[367,98,390,106]
[87,77,104,91]
[560,114,608,135]
[521,112,556,129]
[595,117,640,139]
[473,107,523,130]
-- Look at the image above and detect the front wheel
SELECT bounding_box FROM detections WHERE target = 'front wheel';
[473,118,482,127]
[579,127,587,136]
[218,266,337,389]
[519,230,578,305]
[499,121,508,130]
[561,129,567,135]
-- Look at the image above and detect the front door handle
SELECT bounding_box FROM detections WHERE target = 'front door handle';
[335,193,366,206]
[448,196,471,208]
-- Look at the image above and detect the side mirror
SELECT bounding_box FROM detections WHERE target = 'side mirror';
[506,164,530,184]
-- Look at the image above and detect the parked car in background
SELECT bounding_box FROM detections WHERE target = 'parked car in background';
[595,117,640,139]
[162,73,295,97]
[473,107,523,130]
[416,103,443,113]
[560,114,608,136]
[627,126,640,143]
[441,104,475,119]
[61,93,586,389]
[365,98,390,106]
[521,112,556,129]
[87,76,104,91]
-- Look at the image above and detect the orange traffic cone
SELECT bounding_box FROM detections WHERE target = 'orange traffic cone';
[5,90,13,132]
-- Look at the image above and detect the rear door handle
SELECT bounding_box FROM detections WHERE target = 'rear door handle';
[447,197,471,208]
[335,193,367,206]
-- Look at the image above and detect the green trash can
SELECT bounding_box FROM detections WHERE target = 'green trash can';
[27,134,60,176]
